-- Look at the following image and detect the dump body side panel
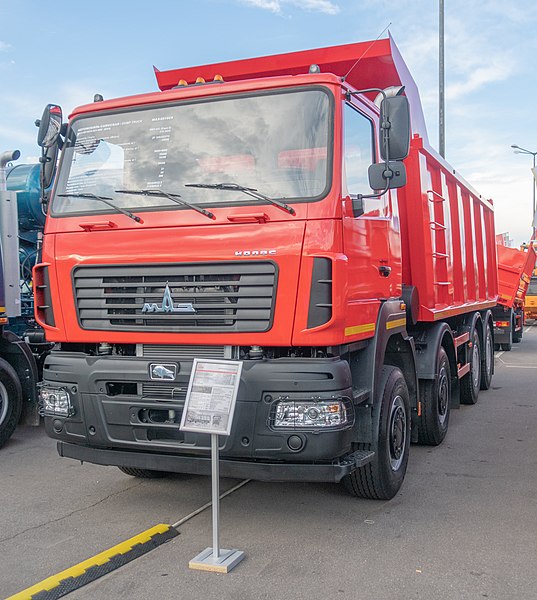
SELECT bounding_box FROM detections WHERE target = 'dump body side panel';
[496,244,536,308]
[398,136,497,322]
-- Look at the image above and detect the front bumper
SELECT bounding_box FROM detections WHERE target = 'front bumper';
[44,350,365,481]
[58,441,374,483]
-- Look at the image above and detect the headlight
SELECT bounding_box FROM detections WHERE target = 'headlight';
[272,398,351,429]
[40,386,74,417]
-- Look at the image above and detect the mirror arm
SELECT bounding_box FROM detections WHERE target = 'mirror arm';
[351,179,391,218]
[39,148,49,207]
[345,88,387,102]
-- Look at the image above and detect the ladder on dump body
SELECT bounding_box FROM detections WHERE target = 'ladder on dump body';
[427,188,450,305]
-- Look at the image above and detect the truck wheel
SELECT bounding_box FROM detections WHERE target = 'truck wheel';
[0,358,23,449]
[417,347,450,446]
[343,366,410,500]
[480,321,494,390]
[118,467,169,478]
[513,317,522,343]
[460,328,481,404]
[500,342,512,352]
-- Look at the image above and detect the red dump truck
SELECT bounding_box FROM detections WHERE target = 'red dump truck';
[35,36,497,499]
[493,242,536,350]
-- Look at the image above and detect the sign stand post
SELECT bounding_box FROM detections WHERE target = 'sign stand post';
[188,434,244,573]
[180,358,245,573]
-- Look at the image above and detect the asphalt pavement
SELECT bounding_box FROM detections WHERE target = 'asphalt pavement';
[2,326,537,600]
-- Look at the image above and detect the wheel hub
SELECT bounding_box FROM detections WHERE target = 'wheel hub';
[389,395,407,471]
[438,366,449,425]
[472,339,481,389]
[485,330,493,374]
[0,381,8,427]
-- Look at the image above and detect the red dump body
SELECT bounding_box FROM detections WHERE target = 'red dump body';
[398,137,498,321]
[496,244,536,308]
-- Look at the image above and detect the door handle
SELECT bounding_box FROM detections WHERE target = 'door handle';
[378,265,392,277]
[227,213,269,223]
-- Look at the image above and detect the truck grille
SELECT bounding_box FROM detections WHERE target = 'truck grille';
[139,345,235,401]
[73,262,277,332]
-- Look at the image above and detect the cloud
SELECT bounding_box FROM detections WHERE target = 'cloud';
[241,0,339,15]
[0,41,10,52]
[446,61,513,101]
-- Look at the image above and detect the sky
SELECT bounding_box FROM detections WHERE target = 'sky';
[1,0,536,245]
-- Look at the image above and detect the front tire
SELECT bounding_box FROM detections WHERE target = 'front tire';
[343,366,410,500]
[118,467,169,478]
[0,358,23,449]
[461,327,481,405]
[417,347,451,446]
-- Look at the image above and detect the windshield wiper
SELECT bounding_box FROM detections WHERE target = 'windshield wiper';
[57,193,142,223]
[184,182,296,215]
[116,189,215,220]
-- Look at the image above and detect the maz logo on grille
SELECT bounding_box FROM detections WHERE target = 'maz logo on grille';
[142,283,196,314]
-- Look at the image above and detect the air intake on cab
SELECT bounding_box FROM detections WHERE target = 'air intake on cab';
[307,258,332,328]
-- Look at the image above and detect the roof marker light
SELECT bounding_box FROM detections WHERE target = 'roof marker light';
[309,64,321,74]
[177,79,188,86]
[213,74,224,82]
[195,77,206,84]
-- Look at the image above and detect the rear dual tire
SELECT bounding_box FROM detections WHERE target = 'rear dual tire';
[480,321,494,390]
[417,347,450,446]
[461,328,481,404]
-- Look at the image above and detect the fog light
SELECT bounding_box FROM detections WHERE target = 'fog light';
[40,386,74,417]
[272,398,351,429]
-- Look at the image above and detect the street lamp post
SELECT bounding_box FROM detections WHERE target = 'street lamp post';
[439,0,445,158]
[511,144,537,237]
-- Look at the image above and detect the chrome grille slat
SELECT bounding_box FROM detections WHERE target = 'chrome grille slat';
[140,344,230,359]
[141,383,187,402]
[73,262,277,332]
[139,345,232,400]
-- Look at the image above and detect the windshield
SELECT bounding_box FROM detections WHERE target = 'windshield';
[52,88,333,216]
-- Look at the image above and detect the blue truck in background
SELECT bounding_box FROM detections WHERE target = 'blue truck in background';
[0,150,52,447]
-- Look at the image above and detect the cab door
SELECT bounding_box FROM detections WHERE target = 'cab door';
[341,99,402,331]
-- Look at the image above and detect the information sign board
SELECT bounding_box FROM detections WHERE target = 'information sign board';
[180,359,243,436]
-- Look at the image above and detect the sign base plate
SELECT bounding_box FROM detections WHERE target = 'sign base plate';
[189,547,245,573]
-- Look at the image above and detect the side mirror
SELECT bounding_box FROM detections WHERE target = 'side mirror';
[379,95,410,161]
[368,161,407,190]
[37,104,63,148]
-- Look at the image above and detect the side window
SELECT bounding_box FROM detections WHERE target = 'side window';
[344,103,388,216]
